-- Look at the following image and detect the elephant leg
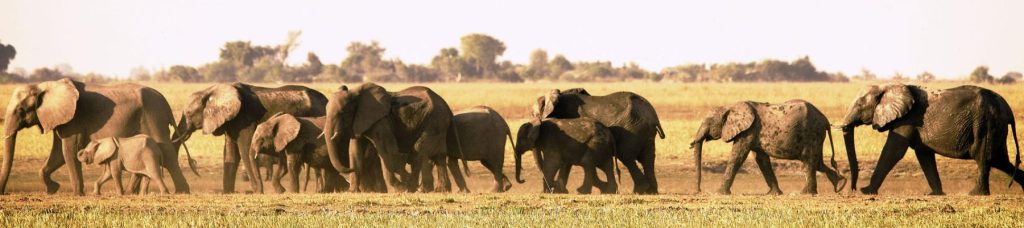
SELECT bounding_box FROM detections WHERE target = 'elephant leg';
[147,165,170,194]
[863,131,911,194]
[60,135,86,196]
[816,158,845,193]
[990,146,1024,191]
[418,157,435,193]
[222,136,241,194]
[540,155,560,193]
[753,150,782,195]
[236,127,263,194]
[481,160,504,193]
[619,159,646,194]
[719,142,752,195]
[640,143,658,195]
[139,177,151,195]
[40,135,65,194]
[446,156,469,193]
[597,158,617,194]
[264,163,274,182]
[801,149,819,195]
[93,170,111,195]
[156,142,189,194]
[275,158,289,193]
[912,147,944,195]
[112,170,125,196]
[556,164,571,194]
[433,157,453,193]
[578,157,596,194]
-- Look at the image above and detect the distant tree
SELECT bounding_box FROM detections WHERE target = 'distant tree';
[430,47,467,82]
[969,66,994,83]
[130,66,151,81]
[548,54,573,80]
[0,40,15,72]
[891,72,906,81]
[854,68,876,81]
[306,52,323,76]
[29,67,65,82]
[166,65,201,82]
[276,31,302,62]
[199,61,237,82]
[523,49,549,80]
[341,41,387,81]
[997,71,1021,84]
[220,41,256,66]
[916,71,935,82]
[459,33,506,79]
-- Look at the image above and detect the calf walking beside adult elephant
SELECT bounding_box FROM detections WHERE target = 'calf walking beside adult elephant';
[533,88,665,194]
[838,84,1022,195]
[173,83,327,194]
[322,83,469,193]
[0,78,191,195]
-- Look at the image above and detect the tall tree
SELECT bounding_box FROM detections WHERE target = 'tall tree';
[524,49,549,80]
[431,47,466,82]
[341,41,386,79]
[459,33,506,78]
[0,40,15,72]
[220,41,255,66]
[969,65,993,83]
[548,54,573,80]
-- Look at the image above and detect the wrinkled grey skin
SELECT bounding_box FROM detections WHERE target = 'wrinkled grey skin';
[435,106,515,193]
[322,83,469,193]
[77,135,169,195]
[838,84,1022,195]
[691,100,845,195]
[250,114,351,193]
[1,78,190,195]
[174,83,327,194]
[534,88,664,194]
[515,118,618,194]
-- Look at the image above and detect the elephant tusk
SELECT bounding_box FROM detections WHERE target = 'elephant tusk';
[330,132,339,140]
[3,134,10,139]
[316,132,325,139]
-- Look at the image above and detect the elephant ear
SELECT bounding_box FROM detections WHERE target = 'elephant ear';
[533,89,560,118]
[273,114,302,153]
[93,138,118,164]
[37,78,80,133]
[872,84,914,129]
[202,84,242,134]
[721,102,755,142]
[353,83,391,136]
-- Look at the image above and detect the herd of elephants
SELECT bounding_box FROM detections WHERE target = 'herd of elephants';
[0,78,1020,196]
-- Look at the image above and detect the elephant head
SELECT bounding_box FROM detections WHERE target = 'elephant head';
[76,138,118,165]
[835,84,915,191]
[531,89,561,119]
[513,119,549,188]
[690,102,755,193]
[173,83,243,143]
[322,83,405,190]
[250,113,301,159]
[2,78,79,192]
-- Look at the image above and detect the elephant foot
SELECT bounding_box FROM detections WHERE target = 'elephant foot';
[576,186,592,194]
[859,187,878,195]
[273,185,286,194]
[458,188,471,194]
[766,189,783,196]
[44,182,60,195]
[926,190,945,196]
[717,188,732,195]
[968,188,990,196]
[801,189,818,195]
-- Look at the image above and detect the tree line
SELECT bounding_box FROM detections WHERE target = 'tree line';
[0,35,1020,84]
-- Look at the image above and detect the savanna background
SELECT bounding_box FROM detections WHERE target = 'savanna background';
[3,0,1024,226]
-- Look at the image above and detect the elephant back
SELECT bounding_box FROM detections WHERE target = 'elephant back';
[250,85,329,118]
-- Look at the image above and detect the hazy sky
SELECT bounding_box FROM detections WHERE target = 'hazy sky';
[2,0,1022,78]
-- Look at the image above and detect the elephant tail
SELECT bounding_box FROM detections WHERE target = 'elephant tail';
[450,119,471,177]
[1009,120,1021,189]
[169,122,200,177]
[655,123,666,139]
[826,126,843,193]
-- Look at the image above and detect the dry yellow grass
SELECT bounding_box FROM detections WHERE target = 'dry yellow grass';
[1,81,1022,226]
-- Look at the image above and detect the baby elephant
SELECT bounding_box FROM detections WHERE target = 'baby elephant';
[691,100,846,195]
[515,118,618,194]
[77,135,170,195]
[447,106,515,193]
[250,113,351,193]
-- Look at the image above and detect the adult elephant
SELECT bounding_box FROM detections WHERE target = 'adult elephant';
[837,84,1022,195]
[173,83,327,194]
[1,78,190,195]
[533,88,665,194]
[322,83,469,193]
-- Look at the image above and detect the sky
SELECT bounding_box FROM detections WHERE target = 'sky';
[2,0,1022,79]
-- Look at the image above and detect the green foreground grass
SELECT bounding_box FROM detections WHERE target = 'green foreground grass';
[2,193,1024,226]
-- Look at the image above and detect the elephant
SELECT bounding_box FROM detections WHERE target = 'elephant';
[246,153,279,182]
[77,135,170,195]
[514,117,618,194]
[533,88,664,194]
[173,83,328,194]
[322,83,469,193]
[1,78,191,195]
[690,100,845,195]
[837,84,1022,195]
[249,113,352,193]
[441,106,515,193]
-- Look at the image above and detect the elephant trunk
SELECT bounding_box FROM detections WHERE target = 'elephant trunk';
[287,154,302,193]
[691,123,709,193]
[514,148,525,184]
[323,116,352,174]
[0,117,19,194]
[842,127,858,192]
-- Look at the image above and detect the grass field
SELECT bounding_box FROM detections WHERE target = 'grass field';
[1,81,1023,226]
